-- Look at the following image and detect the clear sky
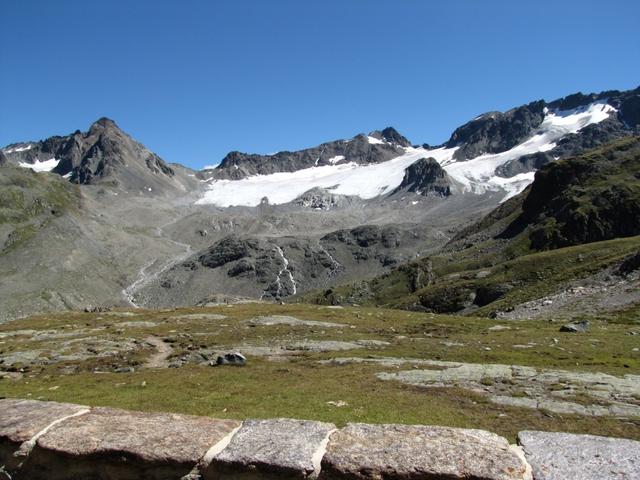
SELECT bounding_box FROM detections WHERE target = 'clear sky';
[1,1,638,169]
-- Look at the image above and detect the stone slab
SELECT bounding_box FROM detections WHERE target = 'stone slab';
[21,407,240,480]
[320,423,528,480]
[204,418,335,480]
[518,430,640,480]
[0,398,89,469]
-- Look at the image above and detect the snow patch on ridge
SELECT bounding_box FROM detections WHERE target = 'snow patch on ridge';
[196,101,615,207]
[367,136,384,144]
[4,144,33,153]
[18,158,60,172]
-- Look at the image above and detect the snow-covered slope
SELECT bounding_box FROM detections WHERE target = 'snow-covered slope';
[196,101,616,207]
[196,147,435,207]
[18,158,60,172]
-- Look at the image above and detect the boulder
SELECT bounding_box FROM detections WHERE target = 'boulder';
[215,352,246,366]
[319,423,529,479]
[19,407,239,480]
[518,430,640,480]
[203,418,335,479]
[559,320,589,333]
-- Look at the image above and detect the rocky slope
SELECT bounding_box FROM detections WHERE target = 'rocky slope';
[133,223,445,306]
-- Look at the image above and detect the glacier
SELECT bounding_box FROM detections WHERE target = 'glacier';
[196,101,616,207]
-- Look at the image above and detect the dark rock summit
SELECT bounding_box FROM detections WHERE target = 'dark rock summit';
[369,127,412,147]
[447,100,547,160]
[393,157,451,196]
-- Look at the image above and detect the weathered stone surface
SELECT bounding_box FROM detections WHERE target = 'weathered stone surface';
[204,418,335,480]
[0,398,88,469]
[319,423,528,480]
[247,315,343,328]
[20,407,239,480]
[373,357,640,418]
[518,430,640,480]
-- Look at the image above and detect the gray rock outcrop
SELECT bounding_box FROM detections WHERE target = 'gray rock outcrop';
[518,430,640,480]
[392,157,452,196]
[559,320,590,333]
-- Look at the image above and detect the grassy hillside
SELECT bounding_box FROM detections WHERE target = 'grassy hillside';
[0,165,80,253]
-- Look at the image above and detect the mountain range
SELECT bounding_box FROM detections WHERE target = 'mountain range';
[1,86,639,322]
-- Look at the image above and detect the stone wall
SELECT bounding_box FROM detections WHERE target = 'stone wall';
[0,398,638,479]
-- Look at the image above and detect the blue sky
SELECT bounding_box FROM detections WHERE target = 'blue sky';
[1,1,638,169]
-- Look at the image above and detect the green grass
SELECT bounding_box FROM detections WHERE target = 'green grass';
[1,303,638,441]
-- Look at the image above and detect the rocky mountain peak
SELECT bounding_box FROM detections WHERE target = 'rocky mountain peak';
[88,117,121,135]
[0,118,196,195]
[369,127,411,147]
[446,100,547,161]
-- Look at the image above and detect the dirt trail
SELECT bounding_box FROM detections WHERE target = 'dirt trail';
[143,336,173,369]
